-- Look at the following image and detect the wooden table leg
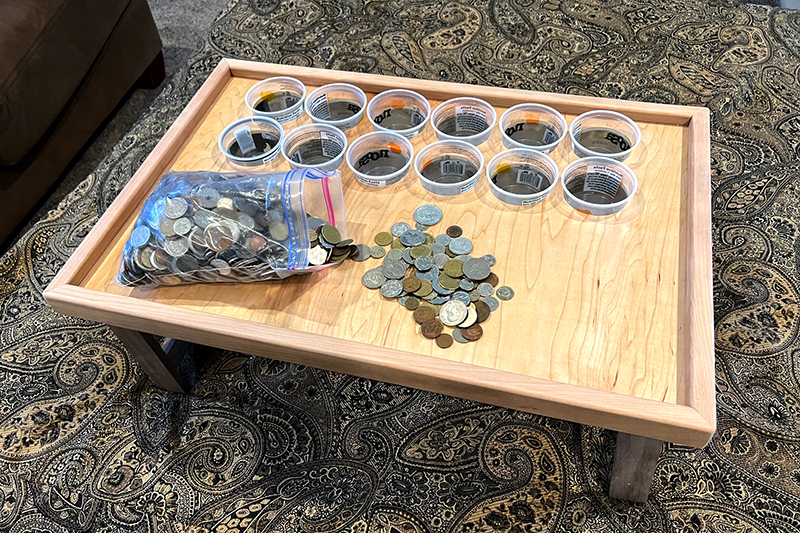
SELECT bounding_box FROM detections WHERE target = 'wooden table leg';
[110,326,191,393]
[608,432,663,502]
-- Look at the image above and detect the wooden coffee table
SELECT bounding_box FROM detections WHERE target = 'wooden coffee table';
[44,59,715,502]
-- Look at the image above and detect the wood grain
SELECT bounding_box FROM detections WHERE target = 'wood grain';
[44,60,715,446]
[609,433,663,502]
[109,326,190,393]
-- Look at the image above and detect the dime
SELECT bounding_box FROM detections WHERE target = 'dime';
[482,254,497,266]
[496,286,515,300]
[321,225,341,245]
[413,306,436,324]
[404,297,420,311]
[362,268,386,289]
[451,291,471,305]
[410,245,432,259]
[403,277,422,293]
[414,279,433,297]
[414,256,433,271]
[382,261,407,280]
[375,231,393,246]
[173,217,192,236]
[443,260,463,278]
[430,243,446,256]
[391,222,411,237]
[164,236,189,257]
[399,230,426,247]
[271,222,290,241]
[453,328,469,344]
[204,224,234,252]
[370,245,386,259]
[385,249,403,262]
[380,279,403,298]
[433,254,450,269]
[420,318,444,339]
[435,334,453,349]
[462,323,483,341]
[402,248,414,265]
[485,272,500,287]
[463,258,491,281]
[414,205,443,226]
[164,196,189,219]
[482,295,500,311]
[477,282,494,297]
[237,214,255,229]
[474,300,491,323]
[446,225,462,238]
[309,245,328,265]
[415,223,430,232]
[448,237,473,255]
[193,210,215,229]
[434,234,451,246]
[459,279,475,291]
[439,300,468,326]
[352,244,372,262]
[459,307,478,328]
[130,226,151,248]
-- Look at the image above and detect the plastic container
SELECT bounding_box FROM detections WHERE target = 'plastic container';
[305,83,367,131]
[560,156,638,215]
[414,140,485,196]
[346,132,414,187]
[486,149,559,206]
[499,103,567,154]
[569,110,641,161]
[245,77,306,123]
[281,124,348,172]
[218,116,285,167]
[367,89,430,138]
[115,169,348,286]
[431,97,497,146]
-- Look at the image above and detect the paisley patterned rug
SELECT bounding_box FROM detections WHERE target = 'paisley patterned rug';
[2,0,800,531]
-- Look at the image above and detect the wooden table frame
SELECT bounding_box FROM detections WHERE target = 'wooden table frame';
[44,59,715,502]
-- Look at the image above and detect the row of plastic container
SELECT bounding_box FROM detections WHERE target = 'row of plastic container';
[217,77,644,215]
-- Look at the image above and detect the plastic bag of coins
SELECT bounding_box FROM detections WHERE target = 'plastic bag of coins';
[115,169,353,287]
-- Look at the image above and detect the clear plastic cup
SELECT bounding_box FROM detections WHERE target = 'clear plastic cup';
[560,156,638,215]
[499,103,567,154]
[486,149,559,206]
[366,89,430,138]
[281,124,347,172]
[245,77,306,123]
[346,132,414,187]
[431,97,497,146]
[414,140,485,196]
[218,116,284,167]
[304,83,367,131]
[569,110,641,161]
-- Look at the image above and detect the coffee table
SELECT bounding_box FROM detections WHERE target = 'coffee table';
[44,59,715,502]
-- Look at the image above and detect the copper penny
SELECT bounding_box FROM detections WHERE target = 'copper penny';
[249,235,267,252]
[403,277,422,293]
[420,318,444,339]
[485,272,500,287]
[435,334,453,349]
[413,306,436,324]
[446,225,463,238]
[462,323,483,341]
[474,300,491,323]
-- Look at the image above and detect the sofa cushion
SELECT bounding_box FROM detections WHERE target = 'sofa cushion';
[0,0,129,166]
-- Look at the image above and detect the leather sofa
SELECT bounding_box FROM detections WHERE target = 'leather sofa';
[0,0,163,247]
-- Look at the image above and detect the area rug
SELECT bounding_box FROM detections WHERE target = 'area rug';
[2,0,800,531]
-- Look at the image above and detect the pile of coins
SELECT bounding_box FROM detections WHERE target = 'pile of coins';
[117,172,359,286]
[360,205,514,348]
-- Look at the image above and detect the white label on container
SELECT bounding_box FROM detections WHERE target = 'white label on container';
[584,165,623,198]
[455,105,488,133]
[319,131,343,157]
[543,128,557,144]
[522,197,545,206]
[233,126,256,154]
[460,179,478,194]
[440,159,465,176]
[516,168,543,189]
[356,175,384,187]
[309,93,331,120]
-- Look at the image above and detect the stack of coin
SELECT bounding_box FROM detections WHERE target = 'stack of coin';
[360,204,514,348]
[117,173,363,286]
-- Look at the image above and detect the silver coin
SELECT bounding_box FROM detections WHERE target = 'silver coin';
[477,282,494,297]
[463,258,491,281]
[414,205,443,226]
[194,186,221,209]
[370,245,386,259]
[399,230,426,247]
[187,227,206,255]
[452,291,471,304]
[380,279,403,298]
[319,235,334,250]
[385,249,403,262]
[171,254,199,275]
[415,222,430,231]
[414,256,433,271]
[382,261,407,280]
[455,255,472,263]
[150,248,169,270]
[496,286,515,300]
[164,197,189,219]
[309,245,328,265]
[470,290,480,302]
[434,234,451,246]
[210,258,232,276]
[398,296,409,306]
[271,222,290,242]
[440,300,468,326]
[160,217,176,237]
[352,244,372,262]
[482,254,497,266]
[433,253,450,269]
[459,307,478,328]
[482,295,500,311]
[130,226,151,248]
[453,327,469,343]
[449,237,473,255]
[459,279,475,291]
[422,291,438,301]
[307,217,326,230]
[204,224,234,252]
[235,198,261,217]
[391,222,411,237]
[164,236,189,257]
[173,217,192,236]
[402,248,414,265]
[237,214,256,229]
[431,295,449,304]
[193,210,215,229]
[362,268,386,289]
[430,243,446,255]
